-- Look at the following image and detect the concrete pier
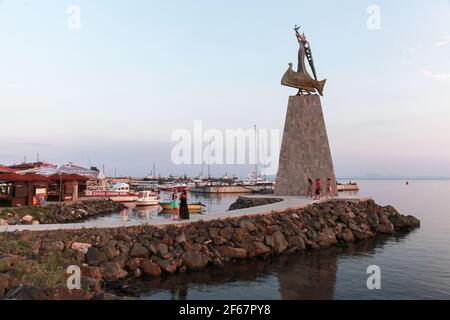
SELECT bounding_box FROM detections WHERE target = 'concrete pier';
[191,185,274,194]
[0,196,370,233]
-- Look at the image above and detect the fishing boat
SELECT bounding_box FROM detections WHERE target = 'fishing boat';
[337,182,359,192]
[281,63,326,96]
[159,201,205,213]
[135,191,159,207]
[85,182,138,202]
[159,184,190,193]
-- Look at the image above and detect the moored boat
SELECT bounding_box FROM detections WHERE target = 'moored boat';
[135,191,159,206]
[159,201,205,213]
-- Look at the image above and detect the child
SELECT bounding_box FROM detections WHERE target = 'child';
[315,178,321,200]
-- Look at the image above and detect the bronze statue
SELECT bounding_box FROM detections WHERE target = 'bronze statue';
[281,26,327,96]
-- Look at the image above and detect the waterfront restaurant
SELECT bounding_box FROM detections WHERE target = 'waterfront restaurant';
[0,171,89,207]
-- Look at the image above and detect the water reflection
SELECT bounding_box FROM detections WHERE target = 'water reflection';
[107,233,412,300]
[86,193,240,224]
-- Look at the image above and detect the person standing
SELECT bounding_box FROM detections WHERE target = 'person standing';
[307,178,313,198]
[326,178,333,198]
[171,191,180,220]
[179,190,190,220]
[315,178,321,200]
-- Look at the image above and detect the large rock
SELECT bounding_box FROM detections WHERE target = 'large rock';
[71,242,92,254]
[182,251,210,270]
[213,236,227,245]
[217,246,248,260]
[316,229,337,247]
[378,223,395,234]
[126,258,141,271]
[368,213,379,229]
[239,220,258,232]
[338,212,351,225]
[100,262,127,281]
[288,236,306,251]
[156,243,169,256]
[342,229,355,242]
[102,241,118,259]
[407,215,421,228]
[85,247,109,266]
[305,229,318,242]
[4,286,48,300]
[129,243,149,258]
[251,242,271,256]
[81,265,102,280]
[389,214,412,229]
[265,231,289,254]
[0,274,20,298]
[141,260,161,277]
[0,255,19,272]
[219,227,234,240]
[81,276,101,293]
[232,228,249,242]
[156,259,177,274]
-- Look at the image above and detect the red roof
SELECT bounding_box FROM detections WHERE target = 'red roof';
[0,166,18,173]
[0,172,89,182]
[7,162,57,170]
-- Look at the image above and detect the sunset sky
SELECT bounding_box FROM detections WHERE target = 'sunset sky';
[1,0,449,177]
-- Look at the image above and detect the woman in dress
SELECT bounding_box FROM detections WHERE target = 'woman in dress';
[171,191,179,220]
[307,178,313,198]
[326,178,333,198]
[179,190,190,220]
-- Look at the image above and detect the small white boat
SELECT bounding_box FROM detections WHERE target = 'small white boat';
[135,191,159,207]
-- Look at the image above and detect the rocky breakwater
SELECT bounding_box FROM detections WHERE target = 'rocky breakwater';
[0,200,126,225]
[228,196,284,211]
[0,199,420,299]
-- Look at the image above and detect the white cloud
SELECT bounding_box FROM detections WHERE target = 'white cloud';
[421,70,450,81]
[435,35,450,47]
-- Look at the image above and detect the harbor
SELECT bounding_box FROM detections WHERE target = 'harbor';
[1,0,448,306]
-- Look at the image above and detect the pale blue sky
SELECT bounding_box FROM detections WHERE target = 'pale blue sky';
[1,0,449,177]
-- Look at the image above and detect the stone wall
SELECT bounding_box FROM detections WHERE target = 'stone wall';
[0,200,126,225]
[275,95,338,196]
[228,197,284,211]
[0,200,420,300]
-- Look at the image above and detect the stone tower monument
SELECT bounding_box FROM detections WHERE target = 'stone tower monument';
[275,26,337,196]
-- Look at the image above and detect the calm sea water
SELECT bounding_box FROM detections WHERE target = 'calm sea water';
[86,192,239,224]
[104,180,450,300]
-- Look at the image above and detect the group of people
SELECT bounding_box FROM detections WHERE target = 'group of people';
[307,177,333,200]
[170,190,190,221]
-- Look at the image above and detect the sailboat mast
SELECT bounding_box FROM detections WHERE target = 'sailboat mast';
[254,125,258,179]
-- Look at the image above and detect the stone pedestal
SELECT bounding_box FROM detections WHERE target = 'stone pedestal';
[275,95,338,196]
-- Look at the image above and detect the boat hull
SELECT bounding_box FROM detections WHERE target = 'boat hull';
[109,196,138,202]
[281,63,326,96]
[159,202,204,212]
[135,200,159,207]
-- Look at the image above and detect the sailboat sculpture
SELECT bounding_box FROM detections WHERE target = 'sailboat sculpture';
[281,26,327,96]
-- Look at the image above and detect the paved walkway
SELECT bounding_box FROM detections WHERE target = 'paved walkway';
[0,196,370,233]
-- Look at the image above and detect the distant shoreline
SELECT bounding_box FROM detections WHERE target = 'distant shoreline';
[337,177,450,181]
